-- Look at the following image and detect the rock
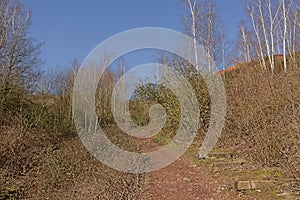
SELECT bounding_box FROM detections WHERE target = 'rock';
[236,181,251,190]
[183,177,191,182]
[211,159,245,169]
[208,151,235,159]
[250,180,275,189]
[236,180,275,191]
[276,192,290,197]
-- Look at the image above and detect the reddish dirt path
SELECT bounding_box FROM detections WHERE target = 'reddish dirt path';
[140,155,234,200]
[138,138,235,200]
[138,138,277,200]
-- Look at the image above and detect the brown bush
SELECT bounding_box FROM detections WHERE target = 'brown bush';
[220,63,300,192]
[0,118,145,199]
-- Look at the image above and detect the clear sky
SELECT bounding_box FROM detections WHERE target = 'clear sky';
[22,0,244,70]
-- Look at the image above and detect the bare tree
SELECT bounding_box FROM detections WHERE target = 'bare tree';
[117,56,127,115]
[247,0,268,71]
[282,0,288,72]
[39,68,56,95]
[236,21,253,64]
[204,2,218,71]
[247,0,284,72]
[245,0,299,72]
[220,21,226,72]
[185,0,201,71]
[287,4,298,68]
[281,0,296,72]
[268,0,282,71]
[296,4,300,50]
[183,0,224,72]
[66,59,79,120]
[0,0,42,105]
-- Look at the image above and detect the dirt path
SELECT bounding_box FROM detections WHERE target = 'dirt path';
[141,155,233,200]
[138,137,234,200]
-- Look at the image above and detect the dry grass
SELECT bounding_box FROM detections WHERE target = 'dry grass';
[219,63,300,193]
[1,55,300,199]
[0,112,145,199]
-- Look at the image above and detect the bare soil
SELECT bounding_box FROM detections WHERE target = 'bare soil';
[141,156,234,200]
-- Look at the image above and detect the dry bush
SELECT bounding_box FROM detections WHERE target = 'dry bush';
[220,62,300,192]
[0,115,145,199]
[0,66,145,199]
[0,117,55,199]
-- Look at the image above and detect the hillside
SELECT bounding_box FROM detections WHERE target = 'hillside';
[1,0,300,198]
[0,60,300,199]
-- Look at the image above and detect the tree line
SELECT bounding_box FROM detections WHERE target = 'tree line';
[184,0,300,73]
[1,0,300,133]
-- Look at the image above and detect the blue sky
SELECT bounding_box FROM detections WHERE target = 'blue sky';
[22,0,243,70]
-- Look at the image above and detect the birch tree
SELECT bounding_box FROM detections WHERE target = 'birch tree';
[287,4,298,68]
[258,0,273,72]
[245,0,298,72]
[281,0,296,72]
[282,0,288,72]
[220,21,226,72]
[267,0,282,72]
[296,4,300,53]
[186,0,200,71]
[247,0,280,72]
[183,0,224,72]
[236,22,253,63]
[248,2,267,70]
